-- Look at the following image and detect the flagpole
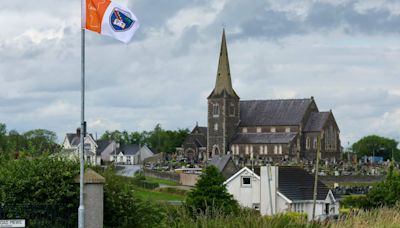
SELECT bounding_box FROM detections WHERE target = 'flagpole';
[79,0,86,227]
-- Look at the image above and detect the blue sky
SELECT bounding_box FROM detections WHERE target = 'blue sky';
[1,0,400,146]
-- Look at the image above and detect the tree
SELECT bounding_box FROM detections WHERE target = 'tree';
[23,129,60,156]
[366,163,400,208]
[352,135,399,160]
[186,165,239,216]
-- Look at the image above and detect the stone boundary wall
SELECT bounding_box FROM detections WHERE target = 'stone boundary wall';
[319,175,384,184]
[143,169,180,183]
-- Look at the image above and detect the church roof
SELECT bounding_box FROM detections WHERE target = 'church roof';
[208,29,239,99]
[304,112,330,132]
[66,133,94,146]
[278,166,330,201]
[239,99,312,126]
[231,133,297,144]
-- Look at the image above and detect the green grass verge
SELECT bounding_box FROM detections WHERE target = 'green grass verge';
[133,188,186,201]
[145,176,178,186]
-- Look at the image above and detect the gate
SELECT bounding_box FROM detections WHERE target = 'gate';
[0,204,75,228]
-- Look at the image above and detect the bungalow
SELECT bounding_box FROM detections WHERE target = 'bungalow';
[110,144,154,165]
[224,165,339,220]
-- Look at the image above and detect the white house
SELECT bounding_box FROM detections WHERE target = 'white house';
[224,167,261,210]
[224,166,339,220]
[62,129,100,165]
[110,144,154,165]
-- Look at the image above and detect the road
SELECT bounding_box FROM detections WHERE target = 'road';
[116,165,142,177]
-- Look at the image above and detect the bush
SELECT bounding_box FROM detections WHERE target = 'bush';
[340,195,369,209]
[185,165,239,217]
[0,157,80,224]
[100,169,166,227]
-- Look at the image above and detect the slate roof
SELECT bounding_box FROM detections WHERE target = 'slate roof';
[304,112,330,132]
[209,154,233,172]
[231,133,297,144]
[119,144,140,156]
[186,126,207,147]
[96,140,112,156]
[66,133,94,146]
[278,166,330,201]
[239,99,312,126]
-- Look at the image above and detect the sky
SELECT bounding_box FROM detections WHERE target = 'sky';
[1,0,400,146]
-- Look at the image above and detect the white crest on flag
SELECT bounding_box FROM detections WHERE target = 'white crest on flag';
[101,2,139,43]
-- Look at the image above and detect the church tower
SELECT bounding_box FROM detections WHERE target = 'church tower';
[207,30,240,158]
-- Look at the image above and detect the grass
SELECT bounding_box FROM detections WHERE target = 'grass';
[164,206,400,228]
[133,188,186,201]
[145,176,178,186]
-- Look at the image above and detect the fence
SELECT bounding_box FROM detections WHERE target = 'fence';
[0,204,75,228]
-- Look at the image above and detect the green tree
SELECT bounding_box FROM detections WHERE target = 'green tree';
[366,163,400,207]
[0,122,10,161]
[23,129,60,156]
[352,135,399,160]
[186,165,239,216]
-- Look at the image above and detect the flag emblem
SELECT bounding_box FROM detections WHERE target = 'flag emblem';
[84,0,139,43]
[110,8,135,32]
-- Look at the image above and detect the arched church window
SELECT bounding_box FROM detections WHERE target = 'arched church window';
[213,104,219,117]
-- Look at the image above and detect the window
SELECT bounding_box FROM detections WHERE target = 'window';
[252,203,260,210]
[250,146,254,159]
[242,128,248,133]
[285,127,290,133]
[313,138,317,149]
[270,127,276,133]
[260,145,264,155]
[279,145,282,154]
[236,145,239,155]
[306,137,311,149]
[214,123,218,131]
[264,145,268,154]
[229,103,235,116]
[245,145,249,155]
[257,127,262,133]
[274,145,278,154]
[241,177,251,187]
[213,104,219,116]
[113,155,117,161]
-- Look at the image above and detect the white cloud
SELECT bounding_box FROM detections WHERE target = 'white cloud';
[1,0,400,146]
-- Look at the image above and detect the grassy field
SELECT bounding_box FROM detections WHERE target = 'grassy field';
[133,188,186,201]
[145,176,178,186]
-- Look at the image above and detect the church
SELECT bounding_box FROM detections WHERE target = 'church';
[179,31,342,164]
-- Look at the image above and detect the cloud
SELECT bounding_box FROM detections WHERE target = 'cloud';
[1,0,400,146]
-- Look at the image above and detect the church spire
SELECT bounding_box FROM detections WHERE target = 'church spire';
[209,29,239,98]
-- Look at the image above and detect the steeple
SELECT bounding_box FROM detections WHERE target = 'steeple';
[209,29,239,98]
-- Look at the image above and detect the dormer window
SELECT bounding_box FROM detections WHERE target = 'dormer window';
[213,104,220,117]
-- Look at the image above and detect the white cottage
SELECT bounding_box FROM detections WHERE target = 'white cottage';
[110,144,154,165]
[62,128,100,165]
[224,167,261,210]
[225,166,339,220]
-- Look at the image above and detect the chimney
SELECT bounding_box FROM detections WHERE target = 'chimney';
[76,128,81,137]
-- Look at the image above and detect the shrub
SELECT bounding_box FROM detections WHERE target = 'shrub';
[100,169,166,227]
[185,165,239,217]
